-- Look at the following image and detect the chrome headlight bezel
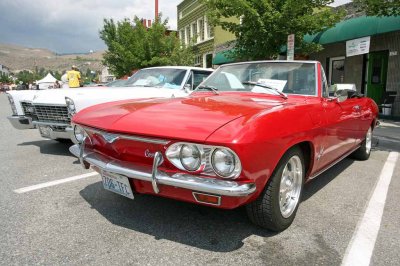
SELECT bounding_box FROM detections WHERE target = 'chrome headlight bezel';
[165,142,242,179]
[73,125,86,144]
[7,94,17,115]
[179,144,202,171]
[65,97,76,117]
[211,148,242,178]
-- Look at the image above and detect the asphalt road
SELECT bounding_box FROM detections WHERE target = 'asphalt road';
[0,93,399,265]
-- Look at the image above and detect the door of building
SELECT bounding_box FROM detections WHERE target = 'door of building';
[366,51,388,105]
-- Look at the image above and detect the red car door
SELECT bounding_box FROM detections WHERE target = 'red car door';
[318,97,359,169]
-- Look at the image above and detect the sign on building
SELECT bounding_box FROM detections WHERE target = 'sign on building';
[287,34,295,61]
[346,36,370,57]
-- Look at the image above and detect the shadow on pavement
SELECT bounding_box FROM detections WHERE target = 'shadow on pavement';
[80,182,275,252]
[302,158,354,202]
[18,140,74,157]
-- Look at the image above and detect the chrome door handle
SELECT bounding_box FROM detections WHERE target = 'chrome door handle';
[353,105,361,112]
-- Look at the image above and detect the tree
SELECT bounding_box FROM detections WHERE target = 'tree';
[0,73,12,83]
[203,0,343,60]
[100,16,194,77]
[353,0,400,16]
[16,70,36,84]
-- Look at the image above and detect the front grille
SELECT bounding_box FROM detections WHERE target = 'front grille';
[21,101,36,118]
[34,105,70,124]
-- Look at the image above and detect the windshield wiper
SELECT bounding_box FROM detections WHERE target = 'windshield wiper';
[195,85,219,95]
[242,81,287,99]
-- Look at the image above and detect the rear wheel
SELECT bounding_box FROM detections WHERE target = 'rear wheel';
[246,147,304,231]
[351,127,372,160]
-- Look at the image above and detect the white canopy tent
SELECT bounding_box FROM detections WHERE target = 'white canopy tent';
[36,73,58,90]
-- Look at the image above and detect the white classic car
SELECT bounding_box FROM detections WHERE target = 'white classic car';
[6,66,213,142]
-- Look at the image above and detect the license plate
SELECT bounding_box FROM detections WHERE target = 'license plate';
[101,171,134,199]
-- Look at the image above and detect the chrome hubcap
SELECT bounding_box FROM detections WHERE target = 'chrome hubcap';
[366,127,372,154]
[279,155,303,218]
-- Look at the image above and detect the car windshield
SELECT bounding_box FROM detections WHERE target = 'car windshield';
[106,79,128,87]
[125,68,187,89]
[200,62,316,96]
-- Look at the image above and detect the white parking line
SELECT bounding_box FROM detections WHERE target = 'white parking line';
[341,151,399,266]
[14,172,98,194]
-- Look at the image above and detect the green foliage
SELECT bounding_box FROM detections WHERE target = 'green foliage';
[16,70,38,84]
[203,0,343,60]
[0,73,12,83]
[353,0,400,16]
[99,16,194,77]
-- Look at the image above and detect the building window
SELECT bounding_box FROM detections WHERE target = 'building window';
[179,29,185,45]
[185,26,191,45]
[194,55,202,66]
[191,22,197,42]
[179,11,183,19]
[329,56,345,85]
[197,18,204,42]
[204,16,213,39]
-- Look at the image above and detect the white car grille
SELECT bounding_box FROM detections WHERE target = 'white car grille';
[20,101,36,118]
[34,105,70,124]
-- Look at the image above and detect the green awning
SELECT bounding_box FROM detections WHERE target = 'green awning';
[305,15,400,45]
[212,49,236,65]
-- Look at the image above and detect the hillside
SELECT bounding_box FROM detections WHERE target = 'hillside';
[0,43,105,73]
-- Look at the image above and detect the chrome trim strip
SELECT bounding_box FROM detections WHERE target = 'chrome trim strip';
[69,144,256,197]
[82,126,170,145]
[309,145,361,179]
[33,121,70,127]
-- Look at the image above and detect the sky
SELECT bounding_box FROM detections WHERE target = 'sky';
[0,0,351,54]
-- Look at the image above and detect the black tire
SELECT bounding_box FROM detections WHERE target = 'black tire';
[351,126,372,161]
[246,146,305,231]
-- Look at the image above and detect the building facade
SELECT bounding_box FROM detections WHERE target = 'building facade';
[308,15,400,117]
[0,64,10,76]
[177,0,236,68]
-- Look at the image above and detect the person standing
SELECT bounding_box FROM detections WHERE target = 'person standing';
[66,65,81,88]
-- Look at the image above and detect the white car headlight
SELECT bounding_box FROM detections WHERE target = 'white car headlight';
[180,144,201,171]
[65,97,76,117]
[7,94,17,115]
[211,148,241,178]
[73,125,86,143]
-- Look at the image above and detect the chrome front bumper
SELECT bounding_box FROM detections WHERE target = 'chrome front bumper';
[7,116,35,129]
[69,144,256,197]
[33,121,77,143]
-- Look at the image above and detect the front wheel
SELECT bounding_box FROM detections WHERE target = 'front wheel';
[246,147,305,231]
[351,126,372,160]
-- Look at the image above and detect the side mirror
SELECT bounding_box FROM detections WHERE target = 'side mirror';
[335,89,348,103]
[184,84,192,93]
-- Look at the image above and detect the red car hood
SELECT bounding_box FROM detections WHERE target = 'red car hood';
[73,93,286,141]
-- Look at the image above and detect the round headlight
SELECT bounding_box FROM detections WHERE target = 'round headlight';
[179,144,201,171]
[74,125,85,143]
[211,148,237,178]
[65,97,76,115]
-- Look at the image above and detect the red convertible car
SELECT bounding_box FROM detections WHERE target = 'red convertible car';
[70,61,378,231]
